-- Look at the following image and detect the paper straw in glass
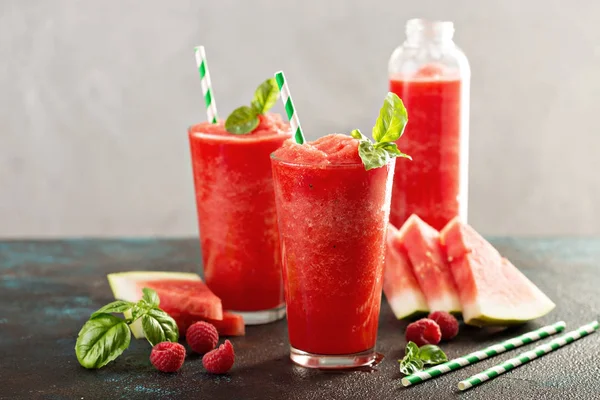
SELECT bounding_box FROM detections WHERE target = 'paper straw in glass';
[274,71,305,144]
[194,45,219,124]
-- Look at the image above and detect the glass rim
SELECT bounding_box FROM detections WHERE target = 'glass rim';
[270,152,395,169]
[188,126,293,142]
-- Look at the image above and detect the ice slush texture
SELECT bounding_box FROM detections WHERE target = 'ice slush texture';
[272,134,395,355]
[272,133,362,165]
[189,114,291,311]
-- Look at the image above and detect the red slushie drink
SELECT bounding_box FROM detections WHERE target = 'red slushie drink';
[271,134,395,368]
[388,19,470,230]
[189,114,291,324]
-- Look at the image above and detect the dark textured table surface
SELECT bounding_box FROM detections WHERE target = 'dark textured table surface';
[1,238,599,400]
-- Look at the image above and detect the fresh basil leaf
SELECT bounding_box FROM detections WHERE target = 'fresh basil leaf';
[374,141,412,160]
[357,140,390,171]
[405,341,420,359]
[141,308,179,346]
[372,92,408,143]
[90,300,134,318]
[350,129,368,141]
[418,344,448,365]
[251,77,279,114]
[75,313,131,369]
[225,106,259,134]
[142,287,159,308]
[399,357,424,375]
[128,303,148,323]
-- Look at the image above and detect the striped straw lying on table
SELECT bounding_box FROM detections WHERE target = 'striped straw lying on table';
[458,320,599,391]
[402,321,566,387]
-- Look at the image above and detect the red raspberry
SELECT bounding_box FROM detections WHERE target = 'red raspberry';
[186,321,219,354]
[405,318,442,346]
[428,311,459,341]
[202,340,235,374]
[150,342,186,373]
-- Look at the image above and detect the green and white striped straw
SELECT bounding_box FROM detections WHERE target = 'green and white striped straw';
[402,321,566,387]
[194,46,219,124]
[274,71,305,144]
[458,320,599,391]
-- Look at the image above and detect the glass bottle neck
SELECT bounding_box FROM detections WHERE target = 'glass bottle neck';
[405,19,455,46]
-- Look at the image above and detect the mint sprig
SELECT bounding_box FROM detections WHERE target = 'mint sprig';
[398,341,448,375]
[75,288,179,369]
[351,92,411,170]
[225,78,279,134]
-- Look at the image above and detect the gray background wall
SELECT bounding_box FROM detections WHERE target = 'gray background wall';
[1,0,599,237]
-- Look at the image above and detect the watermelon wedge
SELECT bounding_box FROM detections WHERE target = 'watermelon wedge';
[383,224,429,319]
[396,214,462,313]
[107,271,233,338]
[177,311,246,337]
[142,279,223,321]
[440,217,555,326]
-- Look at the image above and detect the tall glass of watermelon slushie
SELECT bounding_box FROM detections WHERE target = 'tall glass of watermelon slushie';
[188,114,291,324]
[271,134,395,369]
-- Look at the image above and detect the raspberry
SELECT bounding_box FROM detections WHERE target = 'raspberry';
[405,318,442,346]
[428,311,459,341]
[202,340,235,374]
[186,321,219,354]
[150,342,186,373]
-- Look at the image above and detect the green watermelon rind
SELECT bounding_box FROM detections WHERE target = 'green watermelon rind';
[107,271,202,339]
[385,294,429,320]
[440,218,556,327]
[465,312,556,327]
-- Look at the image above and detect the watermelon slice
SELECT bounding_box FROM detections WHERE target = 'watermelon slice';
[383,224,429,319]
[107,271,236,338]
[440,217,555,326]
[142,279,223,321]
[396,214,462,313]
[177,311,246,337]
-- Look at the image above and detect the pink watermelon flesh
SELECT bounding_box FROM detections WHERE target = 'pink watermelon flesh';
[396,214,462,313]
[177,311,246,337]
[440,217,555,326]
[383,224,429,319]
[140,279,223,321]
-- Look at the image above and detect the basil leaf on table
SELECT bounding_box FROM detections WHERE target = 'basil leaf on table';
[75,313,131,369]
[399,357,424,375]
[398,341,448,376]
[90,300,134,318]
[418,344,448,365]
[142,287,160,308]
[405,341,420,359]
[141,308,179,346]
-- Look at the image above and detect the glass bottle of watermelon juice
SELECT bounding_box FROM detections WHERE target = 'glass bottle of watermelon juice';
[271,134,396,369]
[388,19,470,230]
[188,114,292,324]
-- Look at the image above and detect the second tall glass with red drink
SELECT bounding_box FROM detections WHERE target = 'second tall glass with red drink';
[271,134,396,369]
[189,115,291,324]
